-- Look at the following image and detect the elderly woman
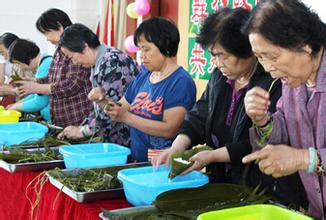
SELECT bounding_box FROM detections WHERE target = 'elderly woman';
[93,17,196,162]
[6,39,52,121]
[58,23,139,146]
[242,0,326,218]
[153,7,306,207]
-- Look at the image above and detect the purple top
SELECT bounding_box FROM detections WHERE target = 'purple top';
[226,79,247,127]
[251,52,326,219]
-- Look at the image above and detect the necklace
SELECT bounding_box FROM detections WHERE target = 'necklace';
[236,61,258,85]
[150,64,178,83]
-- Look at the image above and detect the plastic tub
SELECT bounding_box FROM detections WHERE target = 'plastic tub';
[0,110,22,123]
[117,165,209,206]
[59,143,131,169]
[197,204,313,220]
[0,122,48,146]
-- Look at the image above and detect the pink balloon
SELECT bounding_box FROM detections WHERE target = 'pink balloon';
[135,0,151,16]
[124,35,138,53]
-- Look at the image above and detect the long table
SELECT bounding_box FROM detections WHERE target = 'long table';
[0,169,131,220]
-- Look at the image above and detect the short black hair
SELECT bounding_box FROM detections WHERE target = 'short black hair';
[134,17,180,57]
[8,39,40,65]
[0,32,19,49]
[59,23,100,53]
[36,8,72,33]
[197,7,252,58]
[242,0,326,55]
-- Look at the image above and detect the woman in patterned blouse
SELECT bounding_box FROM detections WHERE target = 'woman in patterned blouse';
[58,24,139,147]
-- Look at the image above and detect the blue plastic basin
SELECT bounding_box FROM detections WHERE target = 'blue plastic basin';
[0,122,48,147]
[59,143,131,169]
[118,165,209,206]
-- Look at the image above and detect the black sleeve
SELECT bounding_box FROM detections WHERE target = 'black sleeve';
[226,74,282,165]
[178,73,217,146]
[226,140,252,165]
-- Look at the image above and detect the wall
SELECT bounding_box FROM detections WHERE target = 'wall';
[302,0,326,22]
[0,0,99,54]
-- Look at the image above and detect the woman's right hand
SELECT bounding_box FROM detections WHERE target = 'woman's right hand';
[244,86,270,126]
[180,150,212,175]
[57,126,83,140]
[152,148,177,169]
[88,87,107,108]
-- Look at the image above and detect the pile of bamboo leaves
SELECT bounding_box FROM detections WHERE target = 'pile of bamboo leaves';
[10,135,104,149]
[47,167,122,192]
[0,148,62,163]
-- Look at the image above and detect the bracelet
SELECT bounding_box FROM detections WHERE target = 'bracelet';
[257,113,272,128]
[307,147,317,174]
[80,125,92,137]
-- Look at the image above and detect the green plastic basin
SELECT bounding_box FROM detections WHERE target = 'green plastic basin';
[197,204,313,220]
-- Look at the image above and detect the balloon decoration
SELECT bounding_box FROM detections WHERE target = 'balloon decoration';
[134,0,151,16]
[126,2,140,19]
[125,0,150,54]
[124,35,138,53]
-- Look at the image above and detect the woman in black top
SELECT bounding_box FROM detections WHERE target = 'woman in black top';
[153,7,307,208]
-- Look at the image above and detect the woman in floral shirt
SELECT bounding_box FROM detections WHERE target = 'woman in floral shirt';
[58,24,139,146]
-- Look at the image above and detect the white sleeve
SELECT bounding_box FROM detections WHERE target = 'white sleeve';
[0,55,5,63]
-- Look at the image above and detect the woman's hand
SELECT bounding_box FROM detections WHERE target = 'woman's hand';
[180,150,212,175]
[88,87,107,108]
[57,126,83,140]
[242,144,309,178]
[152,148,177,169]
[0,85,16,96]
[6,102,22,111]
[244,86,270,126]
[88,87,106,102]
[152,134,192,169]
[15,80,38,98]
[104,101,128,122]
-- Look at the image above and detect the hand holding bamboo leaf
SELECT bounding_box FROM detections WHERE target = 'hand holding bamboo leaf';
[169,145,213,179]
[244,79,278,127]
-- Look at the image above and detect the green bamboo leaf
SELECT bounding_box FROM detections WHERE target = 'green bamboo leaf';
[169,146,213,179]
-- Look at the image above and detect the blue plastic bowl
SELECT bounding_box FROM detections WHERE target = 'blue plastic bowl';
[59,143,131,169]
[118,165,209,206]
[0,122,48,147]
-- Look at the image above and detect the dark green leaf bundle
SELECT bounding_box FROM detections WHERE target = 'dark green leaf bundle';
[102,183,270,220]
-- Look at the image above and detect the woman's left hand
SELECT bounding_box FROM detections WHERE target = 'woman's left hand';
[180,150,212,175]
[104,101,128,122]
[242,144,308,178]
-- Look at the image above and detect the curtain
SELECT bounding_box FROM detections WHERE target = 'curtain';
[97,0,127,49]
